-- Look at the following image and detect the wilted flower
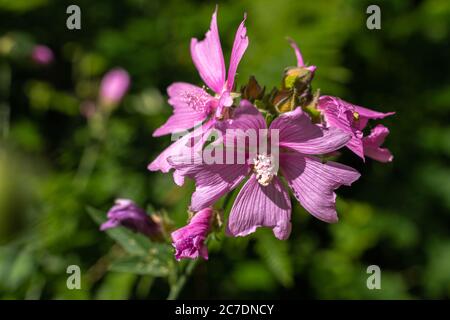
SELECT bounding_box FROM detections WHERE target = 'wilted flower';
[99,68,130,106]
[31,45,54,65]
[169,101,360,240]
[317,96,394,161]
[100,199,162,239]
[171,208,213,260]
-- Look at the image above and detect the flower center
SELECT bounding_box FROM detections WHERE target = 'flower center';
[182,90,211,113]
[253,154,277,186]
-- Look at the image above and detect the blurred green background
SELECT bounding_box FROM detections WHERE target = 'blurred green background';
[0,0,449,299]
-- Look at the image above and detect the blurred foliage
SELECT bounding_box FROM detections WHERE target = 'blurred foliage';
[0,0,449,299]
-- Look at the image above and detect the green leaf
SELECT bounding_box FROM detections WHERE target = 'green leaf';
[256,230,293,287]
[87,206,169,257]
[109,255,171,277]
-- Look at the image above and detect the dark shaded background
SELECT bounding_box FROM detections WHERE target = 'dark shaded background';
[0,0,449,299]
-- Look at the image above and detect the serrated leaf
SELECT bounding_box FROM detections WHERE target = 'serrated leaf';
[256,230,293,287]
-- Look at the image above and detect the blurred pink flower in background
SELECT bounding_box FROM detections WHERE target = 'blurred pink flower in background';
[31,45,54,65]
[99,68,130,105]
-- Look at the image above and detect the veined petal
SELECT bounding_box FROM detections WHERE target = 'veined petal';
[345,136,365,160]
[153,82,213,137]
[271,107,351,155]
[354,106,395,130]
[318,96,366,159]
[214,100,267,161]
[168,151,250,211]
[363,124,393,162]
[281,154,360,223]
[149,122,213,185]
[148,131,196,174]
[227,174,292,240]
[227,13,249,91]
[190,7,226,94]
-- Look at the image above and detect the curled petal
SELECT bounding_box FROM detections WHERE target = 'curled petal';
[171,208,213,260]
[363,124,393,162]
[318,96,364,159]
[354,106,395,130]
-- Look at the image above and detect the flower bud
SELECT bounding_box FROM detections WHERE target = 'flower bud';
[171,208,213,261]
[31,45,54,65]
[101,199,163,240]
[99,68,130,110]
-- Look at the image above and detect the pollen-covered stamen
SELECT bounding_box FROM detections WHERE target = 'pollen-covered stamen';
[181,89,211,113]
[253,154,278,186]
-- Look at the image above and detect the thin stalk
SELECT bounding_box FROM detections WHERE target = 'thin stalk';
[166,192,235,300]
[167,258,199,300]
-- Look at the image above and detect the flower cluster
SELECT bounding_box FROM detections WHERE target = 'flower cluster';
[140,8,394,261]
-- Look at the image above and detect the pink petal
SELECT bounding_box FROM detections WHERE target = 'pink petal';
[148,122,212,186]
[287,38,304,67]
[190,7,226,94]
[215,99,266,133]
[226,174,291,240]
[354,106,395,130]
[318,96,365,159]
[148,132,193,173]
[281,154,360,223]
[270,107,351,155]
[168,151,250,211]
[226,13,249,91]
[345,136,365,160]
[153,82,213,137]
[363,124,393,162]
[213,100,267,163]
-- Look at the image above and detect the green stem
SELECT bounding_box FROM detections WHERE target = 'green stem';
[166,192,235,300]
[167,258,198,300]
[74,142,100,190]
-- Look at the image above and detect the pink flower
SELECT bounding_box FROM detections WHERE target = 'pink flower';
[169,101,360,240]
[149,7,248,184]
[31,45,54,65]
[100,199,162,239]
[99,68,130,105]
[152,7,248,137]
[171,208,213,260]
[317,96,394,161]
[363,124,393,162]
[288,38,316,73]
